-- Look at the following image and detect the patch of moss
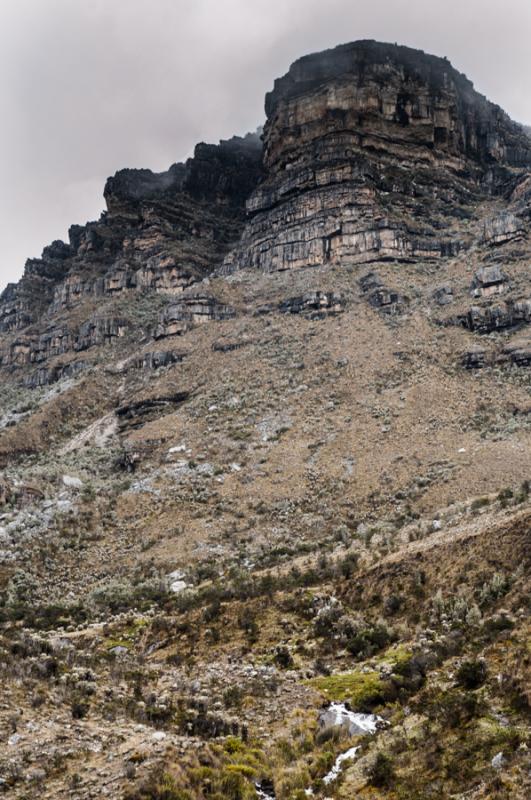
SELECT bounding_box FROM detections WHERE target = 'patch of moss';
[105,638,130,650]
[377,644,414,672]
[308,670,389,710]
[103,617,148,650]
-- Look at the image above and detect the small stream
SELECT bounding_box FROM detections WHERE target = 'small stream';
[318,703,387,786]
[255,703,387,798]
[322,745,361,785]
[319,702,384,736]
[255,781,275,799]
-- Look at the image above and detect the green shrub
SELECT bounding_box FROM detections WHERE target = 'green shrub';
[471,497,490,512]
[367,752,395,787]
[456,659,487,690]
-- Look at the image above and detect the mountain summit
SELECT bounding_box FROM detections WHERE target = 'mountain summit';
[0,42,529,800]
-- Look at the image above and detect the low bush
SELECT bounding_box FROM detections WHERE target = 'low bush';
[455,659,487,690]
[367,752,395,787]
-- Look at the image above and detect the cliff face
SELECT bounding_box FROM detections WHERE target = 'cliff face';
[0,43,530,800]
[223,40,531,273]
[0,134,263,335]
[0,41,529,392]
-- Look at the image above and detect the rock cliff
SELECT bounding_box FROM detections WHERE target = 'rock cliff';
[223,40,531,274]
[0,133,263,334]
[0,41,530,800]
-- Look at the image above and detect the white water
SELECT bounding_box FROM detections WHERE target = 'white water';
[255,783,275,799]
[316,703,388,786]
[319,702,384,735]
[322,745,361,785]
[255,703,387,797]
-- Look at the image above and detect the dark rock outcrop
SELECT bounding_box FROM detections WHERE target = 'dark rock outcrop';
[360,272,407,314]
[0,134,263,332]
[24,360,88,389]
[132,350,186,370]
[462,347,488,369]
[1,40,529,394]
[155,295,236,339]
[115,392,190,431]
[222,40,531,275]
[500,338,531,366]
[433,286,454,306]
[75,317,129,353]
[482,212,525,246]
[0,316,129,369]
[470,265,508,298]
[453,300,531,334]
[278,291,344,318]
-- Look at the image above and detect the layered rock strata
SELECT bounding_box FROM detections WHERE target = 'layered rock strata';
[0,134,263,333]
[452,300,531,334]
[0,316,128,368]
[155,295,236,339]
[222,40,531,275]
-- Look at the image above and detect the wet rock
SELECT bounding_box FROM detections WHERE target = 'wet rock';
[323,745,361,785]
[319,703,385,735]
[255,779,275,799]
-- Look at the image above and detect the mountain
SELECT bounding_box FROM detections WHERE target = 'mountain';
[0,40,529,800]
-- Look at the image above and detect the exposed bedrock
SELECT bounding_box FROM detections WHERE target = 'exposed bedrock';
[451,299,531,334]
[24,360,88,389]
[155,295,236,339]
[0,316,128,369]
[359,272,408,314]
[222,40,531,275]
[278,291,345,317]
[470,265,508,298]
[0,134,263,331]
[462,337,531,369]
[481,212,526,246]
[115,392,190,431]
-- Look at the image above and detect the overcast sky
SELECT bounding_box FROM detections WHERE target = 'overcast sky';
[1,0,530,291]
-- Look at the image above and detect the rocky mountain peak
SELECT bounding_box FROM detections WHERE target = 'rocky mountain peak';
[104,133,263,214]
[264,40,531,168]
[223,40,531,274]
[0,42,530,800]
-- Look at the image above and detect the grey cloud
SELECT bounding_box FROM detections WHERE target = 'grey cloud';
[1,0,530,289]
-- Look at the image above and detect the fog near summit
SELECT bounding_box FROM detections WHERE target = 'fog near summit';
[1,0,530,289]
